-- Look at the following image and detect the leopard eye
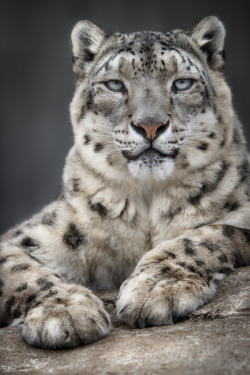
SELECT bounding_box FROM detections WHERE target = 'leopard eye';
[104,80,125,92]
[173,79,193,91]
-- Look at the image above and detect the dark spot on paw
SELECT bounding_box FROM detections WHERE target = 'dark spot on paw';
[187,264,196,273]
[24,294,39,314]
[205,268,213,275]
[43,290,58,299]
[37,278,55,291]
[194,259,205,267]
[200,241,219,252]
[33,301,42,308]
[222,225,235,238]
[165,251,176,259]
[16,283,28,292]
[12,264,30,272]
[161,266,171,273]
[183,238,196,256]
[177,261,187,269]
[26,293,37,304]
[218,254,228,263]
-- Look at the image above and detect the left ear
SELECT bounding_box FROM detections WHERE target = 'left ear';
[71,21,106,78]
[190,16,225,70]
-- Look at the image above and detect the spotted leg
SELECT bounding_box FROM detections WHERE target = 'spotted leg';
[117,225,250,327]
[0,243,110,349]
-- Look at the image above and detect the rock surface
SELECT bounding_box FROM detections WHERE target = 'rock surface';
[1,267,250,375]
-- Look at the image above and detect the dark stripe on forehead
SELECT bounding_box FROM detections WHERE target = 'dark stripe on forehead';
[168,47,186,64]
[93,54,117,77]
[186,56,202,75]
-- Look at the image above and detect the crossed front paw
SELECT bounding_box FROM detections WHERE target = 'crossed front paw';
[23,285,111,349]
[116,263,214,328]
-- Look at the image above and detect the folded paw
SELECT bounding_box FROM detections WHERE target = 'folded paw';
[23,285,111,348]
[117,264,215,328]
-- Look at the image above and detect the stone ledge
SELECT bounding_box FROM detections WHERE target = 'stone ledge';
[1,267,250,375]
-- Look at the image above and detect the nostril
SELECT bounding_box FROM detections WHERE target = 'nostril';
[130,120,170,140]
[130,122,147,138]
[156,120,170,137]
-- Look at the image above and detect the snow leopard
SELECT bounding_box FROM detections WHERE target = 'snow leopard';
[0,16,250,349]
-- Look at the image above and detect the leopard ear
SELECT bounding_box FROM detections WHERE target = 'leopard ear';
[71,21,106,77]
[190,16,225,70]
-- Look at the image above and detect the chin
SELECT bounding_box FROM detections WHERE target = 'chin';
[127,158,175,180]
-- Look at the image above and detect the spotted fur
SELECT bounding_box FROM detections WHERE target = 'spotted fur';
[0,16,250,348]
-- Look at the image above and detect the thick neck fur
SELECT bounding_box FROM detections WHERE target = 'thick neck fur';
[63,108,248,228]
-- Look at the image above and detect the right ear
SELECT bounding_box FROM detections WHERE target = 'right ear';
[190,16,226,70]
[71,21,106,78]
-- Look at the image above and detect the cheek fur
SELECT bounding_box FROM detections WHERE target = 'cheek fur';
[172,86,207,118]
[94,91,129,124]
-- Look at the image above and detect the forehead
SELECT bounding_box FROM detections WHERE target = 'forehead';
[93,31,202,79]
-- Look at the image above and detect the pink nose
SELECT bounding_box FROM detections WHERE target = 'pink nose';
[138,122,165,140]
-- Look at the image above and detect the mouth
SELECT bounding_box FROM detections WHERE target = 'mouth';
[122,148,179,161]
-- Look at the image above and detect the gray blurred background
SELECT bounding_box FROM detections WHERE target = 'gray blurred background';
[0,0,249,234]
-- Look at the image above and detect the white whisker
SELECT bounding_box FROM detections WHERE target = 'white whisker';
[185,136,210,140]
[94,124,113,132]
[89,135,114,140]
[185,131,210,137]
[83,120,113,133]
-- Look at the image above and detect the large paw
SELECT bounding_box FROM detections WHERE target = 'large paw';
[117,263,215,328]
[23,285,111,349]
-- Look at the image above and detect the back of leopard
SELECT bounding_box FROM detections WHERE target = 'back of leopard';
[1,16,250,348]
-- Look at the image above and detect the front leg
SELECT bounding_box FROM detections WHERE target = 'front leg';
[0,244,110,348]
[117,225,250,327]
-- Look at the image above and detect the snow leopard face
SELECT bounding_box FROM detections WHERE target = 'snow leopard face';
[70,18,229,180]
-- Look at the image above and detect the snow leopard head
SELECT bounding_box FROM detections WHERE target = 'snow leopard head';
[70,17,233,181]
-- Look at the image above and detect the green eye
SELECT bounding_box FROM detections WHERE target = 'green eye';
[174,79,193,91]
[105,80,125,92]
